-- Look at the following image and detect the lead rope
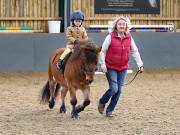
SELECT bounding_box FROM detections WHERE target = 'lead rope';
[123,70,140,86]
[106,70,141,86]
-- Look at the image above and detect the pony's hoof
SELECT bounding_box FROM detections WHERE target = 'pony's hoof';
[71,111,78,119]
[49,100,55,109]
[60,107,66,113]
[75,105,84,113]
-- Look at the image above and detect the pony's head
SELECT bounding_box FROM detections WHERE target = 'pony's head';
[73,40,99,84]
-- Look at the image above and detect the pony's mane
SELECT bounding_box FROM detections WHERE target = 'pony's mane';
[74,40,94,50]
[71,40,98,64]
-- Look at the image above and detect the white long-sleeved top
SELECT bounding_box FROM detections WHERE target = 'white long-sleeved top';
[99,34,143,68]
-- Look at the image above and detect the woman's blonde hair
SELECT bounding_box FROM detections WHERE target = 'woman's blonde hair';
[109,16,131,33]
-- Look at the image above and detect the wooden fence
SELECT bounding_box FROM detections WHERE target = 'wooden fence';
[0,0,61,32]
[0,0,180,32]
[72,0,180,30]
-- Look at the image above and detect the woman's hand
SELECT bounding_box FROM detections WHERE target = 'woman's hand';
[101,64,107,73]
[139,66,144,73]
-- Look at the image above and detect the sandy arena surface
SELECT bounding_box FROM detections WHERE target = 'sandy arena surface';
[0,69,180,135]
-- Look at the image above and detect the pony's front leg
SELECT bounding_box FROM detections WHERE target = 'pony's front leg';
[49,80,57,109]
[60,87,68,113]
[69,89,78,119]
[76,86,90,114]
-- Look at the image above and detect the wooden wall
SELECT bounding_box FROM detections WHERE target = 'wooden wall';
[72,0,180,30]
[0,0,180,32]
[0,0,61,32]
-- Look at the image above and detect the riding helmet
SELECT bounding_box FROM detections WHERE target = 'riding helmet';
[70,10,84,21]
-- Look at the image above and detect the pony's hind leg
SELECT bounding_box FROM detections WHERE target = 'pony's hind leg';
[76,87,91,114]
[60,87,68,113]
[49,80,58,109]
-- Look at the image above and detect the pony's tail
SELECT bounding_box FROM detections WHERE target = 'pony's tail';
[41,81,50,103]
[41,81,60,103]
[41,55,60,103]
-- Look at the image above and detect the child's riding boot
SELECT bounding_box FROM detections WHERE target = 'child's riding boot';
[56,59,63,70]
